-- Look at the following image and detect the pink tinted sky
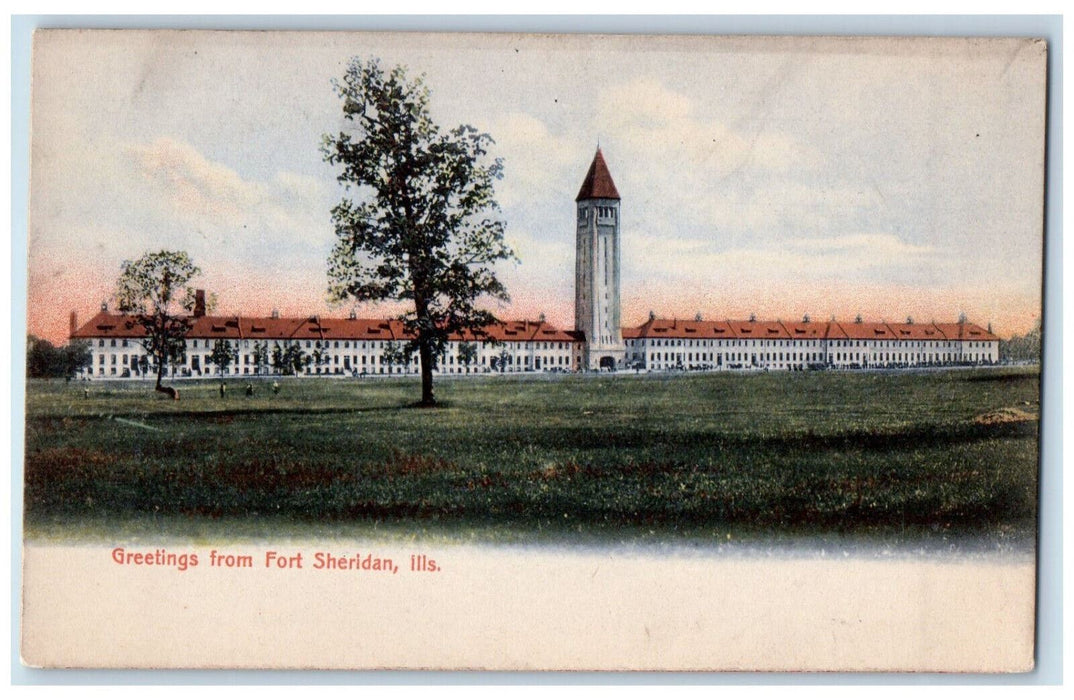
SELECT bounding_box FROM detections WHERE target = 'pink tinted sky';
[28,33,1046,344]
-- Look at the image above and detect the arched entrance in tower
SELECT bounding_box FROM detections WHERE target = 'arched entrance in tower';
[599,356,616,371]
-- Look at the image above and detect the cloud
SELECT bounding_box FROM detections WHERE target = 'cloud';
[130,138,261,225]
[126,137,334,250]
[624,231,943,289]
[487,111,579,209]
[598,78,820,181]
[589,78,856,257]
[786,233,934,257]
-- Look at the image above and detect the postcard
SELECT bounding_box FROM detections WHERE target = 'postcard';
[21,30,1045,671]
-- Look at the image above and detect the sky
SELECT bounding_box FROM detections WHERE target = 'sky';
[27,32,1047,344]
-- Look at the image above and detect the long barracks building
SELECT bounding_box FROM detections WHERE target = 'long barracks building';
[70,148,999,379]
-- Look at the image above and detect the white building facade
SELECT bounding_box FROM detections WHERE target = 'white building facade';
[72,311,583,379]
[623,317,999,372]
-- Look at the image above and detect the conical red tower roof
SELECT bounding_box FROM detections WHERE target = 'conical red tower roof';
[575,148,620,201]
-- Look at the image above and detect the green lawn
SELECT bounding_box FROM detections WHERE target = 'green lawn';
[23,367,1040,543]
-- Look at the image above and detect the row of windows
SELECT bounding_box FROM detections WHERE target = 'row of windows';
[633,346,993,362]
[641,351,825,364]
[96,335,990,351]
[90,356,577,377]
[89,337,993,373]
[628,337,986,349]
[98,339,988,367]
[640,350,996,368]
[98,347,575,368]
[99,353,145,365]
[180,339,574,351]
[577,205,617,223]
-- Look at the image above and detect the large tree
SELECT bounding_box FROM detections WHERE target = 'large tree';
[322,57,514,406]
[115,250,204,399]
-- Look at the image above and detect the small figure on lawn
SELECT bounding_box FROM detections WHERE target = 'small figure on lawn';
[245,383,254,397]
[272,380,280,395]
[219,382,226,398]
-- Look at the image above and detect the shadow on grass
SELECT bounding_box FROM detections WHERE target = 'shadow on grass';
[963,372,1040,384]
[40,404,417,422]
[493,418,1038,455]
[37,399,467,423]
[36,406,1038,456]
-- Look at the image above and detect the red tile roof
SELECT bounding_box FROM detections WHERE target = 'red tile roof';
[472,320,583,343]
[624,318,998,343]
[240,316,308,340]
[885,322,945,341]
[575,148,620,201]
[72,312,584,344]
[625,317,732,339]
[730,320,790,339]
[70,311,148,339]
[309,318,398,341]
[779,321,830,339]
[835,321,897,341]
[188,315,246,339]
[72,312,996,346]
[933,323,999,342]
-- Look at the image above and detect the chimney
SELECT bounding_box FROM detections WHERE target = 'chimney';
[271,308,280,319]
[539,312,546,323]
[101,301,108,313]
[193,289,206,318]
[69,311,78,339]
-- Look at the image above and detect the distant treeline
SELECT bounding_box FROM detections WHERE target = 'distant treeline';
[27,336,92,379]
[999,320,1041,363]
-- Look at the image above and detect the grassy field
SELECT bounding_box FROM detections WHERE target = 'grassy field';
[23,367,1040,543]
